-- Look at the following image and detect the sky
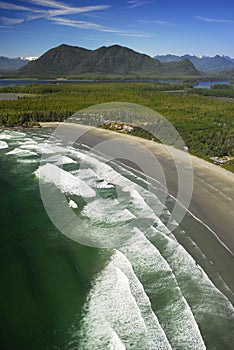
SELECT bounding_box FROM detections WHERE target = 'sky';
[0,0,234,58]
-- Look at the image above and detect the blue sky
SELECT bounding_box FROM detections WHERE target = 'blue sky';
[0,0,234,58]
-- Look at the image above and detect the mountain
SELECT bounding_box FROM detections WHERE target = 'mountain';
[152,58,199,76]
[15,44,201,78]
[153,54,180,63]
[223,56,234,64]
[0,56,30,71]
[215,68,234,80]
[154,54,234,73]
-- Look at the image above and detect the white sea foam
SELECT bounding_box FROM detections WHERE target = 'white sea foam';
[17,158,39,164]
[0,141,8,149]
[81,198,136,224]
[69,149,170,224]
[144,225,234,343]
[67,147,177,248]
[6,148,38,157]
[35,163,95,198]
[10,131,26,137]
[68,199,78,209]
[32,136,45,141]
[121,228,172,274]
[18,138,36,144]
[120,228,206,350]
[44,154,76,165]
[78,250,172,350]
[74,168,101,187]
[25,143,65,154]
[22,138,232,348]
[0,133,11,140]
[0,131,27,142]
[15,134,232,348]
[109,331,126,350]
[72,146,233,347]
[34,144,165,229]
[96,180,115,189]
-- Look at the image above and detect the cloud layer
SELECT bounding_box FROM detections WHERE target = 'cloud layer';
[0,1,111,26]
[127,0,150,9]
[0,0,153,38]
[195,16,234,24]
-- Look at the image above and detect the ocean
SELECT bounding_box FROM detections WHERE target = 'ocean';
[0,128,233,349]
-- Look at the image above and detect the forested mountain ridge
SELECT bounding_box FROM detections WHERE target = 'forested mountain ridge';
[15,44,201,77]
[154,54,234,73]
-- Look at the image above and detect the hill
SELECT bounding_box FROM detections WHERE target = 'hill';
[154,54,234,73]
[15,44,201,78]
[0,56,30,71]
[215,68,234,81]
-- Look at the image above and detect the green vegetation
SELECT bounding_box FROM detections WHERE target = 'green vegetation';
[0,82,233,172]
[10,44,200,78]
[211,84,233,90]
[154,54,234,73]
[190,85,234,98]
[215,68,234,82]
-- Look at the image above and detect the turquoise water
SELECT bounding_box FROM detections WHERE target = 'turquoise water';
[0,129,233,349]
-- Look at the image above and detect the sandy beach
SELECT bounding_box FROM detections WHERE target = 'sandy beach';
[40,122,234,296]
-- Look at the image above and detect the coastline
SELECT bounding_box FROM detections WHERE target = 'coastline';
[39,122,234,298]
[40,122,234,252]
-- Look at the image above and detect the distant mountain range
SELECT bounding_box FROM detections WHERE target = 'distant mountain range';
[6,44,200,78]
[0,56,38,71]
[2,45,234,78]
[154,54,234,73]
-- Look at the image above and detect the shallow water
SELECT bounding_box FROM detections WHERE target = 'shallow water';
[0,128,233,349]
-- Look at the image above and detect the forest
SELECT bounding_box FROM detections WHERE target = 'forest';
[0,82,233,172]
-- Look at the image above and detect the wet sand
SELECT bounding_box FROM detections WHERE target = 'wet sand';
[40,122,234,296]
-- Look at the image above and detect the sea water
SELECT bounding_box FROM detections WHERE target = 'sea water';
[0,128,233,349]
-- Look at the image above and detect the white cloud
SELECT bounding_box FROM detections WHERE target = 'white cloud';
[0,1,32,11]
[27,0,111,16]
[195,16,234,24]
[48,17,108,31]
[0,0,111,26]
[0,16,24,25]
[0,0,152,38]
[46,6,110,17]
[49,16,152,37]
[139,19,170,25]
[127,0,150,8]
[28,0,71,9]
[119,33,152,37]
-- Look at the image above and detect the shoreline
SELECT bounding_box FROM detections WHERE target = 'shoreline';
[39,122,234,298]
[40,122,234,253]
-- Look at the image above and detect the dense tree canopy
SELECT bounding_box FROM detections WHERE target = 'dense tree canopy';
[0,82,233,171]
